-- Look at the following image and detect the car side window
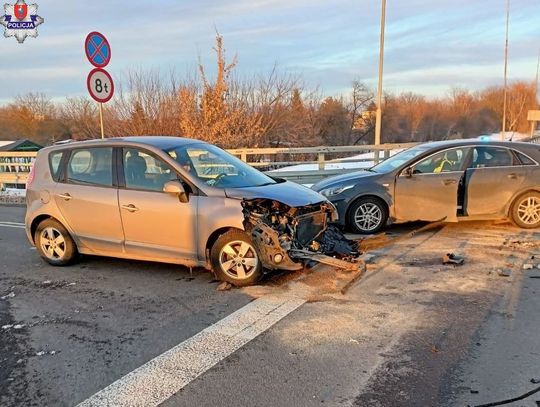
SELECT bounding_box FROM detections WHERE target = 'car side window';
[66,147,113,187]
[123,149,178,192]
[471,147,512,168]
[513,150,537,166]
[413,148,467,174]
[49,151,64,182]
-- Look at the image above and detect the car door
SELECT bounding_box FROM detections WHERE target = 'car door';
[464,146,529,216]
[394,147,470,222]
[118,147,198,262]
[53,146,124,253]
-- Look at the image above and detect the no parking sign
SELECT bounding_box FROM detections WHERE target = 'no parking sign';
[85,32,111,68]
[85,31,114,138]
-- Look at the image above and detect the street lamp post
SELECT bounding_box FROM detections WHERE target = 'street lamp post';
[531,49,540,137]
[374,0,386,146]
[502,0,510,141]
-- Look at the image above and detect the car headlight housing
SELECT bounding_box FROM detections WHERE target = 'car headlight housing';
[319,184,355,197]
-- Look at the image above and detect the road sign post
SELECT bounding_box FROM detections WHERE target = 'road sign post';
[85,32,113,139]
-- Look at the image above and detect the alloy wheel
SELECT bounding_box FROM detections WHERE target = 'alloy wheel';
[219,240,259,280]
[40,227,67,261]
[517,196,540,225]
[354,202,383,232]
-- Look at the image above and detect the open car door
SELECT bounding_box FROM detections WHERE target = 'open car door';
[394,147,471,222]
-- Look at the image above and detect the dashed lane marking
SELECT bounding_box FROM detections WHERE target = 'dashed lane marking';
[0,221,25,229]
[76,295,306,407]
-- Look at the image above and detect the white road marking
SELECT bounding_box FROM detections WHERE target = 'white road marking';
[0,222,25,229]
[76,295,306,407]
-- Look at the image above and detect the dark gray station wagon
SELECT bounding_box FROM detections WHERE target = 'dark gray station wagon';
[312,140,540,233]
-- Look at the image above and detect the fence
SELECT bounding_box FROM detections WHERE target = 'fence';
[0,152,36,189]
[0,143,413,189]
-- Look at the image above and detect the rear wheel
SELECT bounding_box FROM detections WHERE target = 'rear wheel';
[348,197,388,234]
[511,191,540,229]
[35,219,77,266]
[210,229,262,287]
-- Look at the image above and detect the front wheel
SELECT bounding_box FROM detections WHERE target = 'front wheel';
[210,229,262,287]
[511,191,540,229]
[347,197,388,234]
[35,219,78,266]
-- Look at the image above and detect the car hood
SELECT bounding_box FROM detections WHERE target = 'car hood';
[312,170,380,191]
[225,181,326,207]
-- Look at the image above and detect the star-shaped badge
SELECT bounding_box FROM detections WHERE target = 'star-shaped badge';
[1,0,44,43]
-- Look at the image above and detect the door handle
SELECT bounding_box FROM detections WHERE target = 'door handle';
[507,173,517,179]
[443,179,457,185]
[58,193,72,201]
[121,204,139,213]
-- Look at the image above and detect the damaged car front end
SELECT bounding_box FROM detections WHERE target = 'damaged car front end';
[242,198,361,274]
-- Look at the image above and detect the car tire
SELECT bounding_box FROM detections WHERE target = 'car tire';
[210,229,263,287]
[510,191,540,229]
[348,197,388,234]
[35,219,78,266]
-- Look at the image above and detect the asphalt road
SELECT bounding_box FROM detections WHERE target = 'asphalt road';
[1,205,540,407]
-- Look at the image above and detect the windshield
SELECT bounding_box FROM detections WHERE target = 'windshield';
[371,145,432,173]
[165,143,276,188]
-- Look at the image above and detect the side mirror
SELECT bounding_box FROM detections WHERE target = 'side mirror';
[163,180,189,203]
[402,167,414,178]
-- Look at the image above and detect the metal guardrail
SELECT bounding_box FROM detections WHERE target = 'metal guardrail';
[0,144,413,188]
[229,143,416,184]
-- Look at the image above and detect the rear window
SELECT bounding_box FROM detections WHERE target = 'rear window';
[48,151,64,182]
[513,150,537,166]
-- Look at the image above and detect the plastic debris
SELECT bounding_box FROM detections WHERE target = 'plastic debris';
[1,324,13,330]
[442,253,465,265]
[13,324,25,329]
[523,264,534,270]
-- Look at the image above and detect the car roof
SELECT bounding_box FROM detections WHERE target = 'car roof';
[417,139,537,149]
[48,136,206,151]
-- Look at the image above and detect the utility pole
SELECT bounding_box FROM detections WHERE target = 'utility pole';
[374,0,386,145]
[501,0,510,141]
[531,49,540,136]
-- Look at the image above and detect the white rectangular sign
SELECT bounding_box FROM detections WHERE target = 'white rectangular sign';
[527,110,540,121]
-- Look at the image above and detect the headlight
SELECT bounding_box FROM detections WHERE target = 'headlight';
[319,184,355,197]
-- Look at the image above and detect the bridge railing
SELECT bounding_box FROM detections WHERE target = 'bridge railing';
[0,143,415,189]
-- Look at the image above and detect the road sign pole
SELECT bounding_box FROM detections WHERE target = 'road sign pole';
[85,32,113,139]
[99,103,104,139]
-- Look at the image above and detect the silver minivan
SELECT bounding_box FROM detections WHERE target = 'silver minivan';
[25,137,354,286]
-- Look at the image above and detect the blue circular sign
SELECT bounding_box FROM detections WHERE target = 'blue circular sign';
[85,32,111,68]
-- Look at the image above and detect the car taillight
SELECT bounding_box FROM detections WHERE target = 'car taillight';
[26,162,36,188]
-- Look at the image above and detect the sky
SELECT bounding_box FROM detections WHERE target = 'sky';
[0,0,539,104]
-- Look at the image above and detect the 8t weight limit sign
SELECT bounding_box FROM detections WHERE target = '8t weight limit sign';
[87,68,114,103]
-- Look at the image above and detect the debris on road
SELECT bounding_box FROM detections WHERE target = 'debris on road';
[523,263,534,270]
[498,269,512,277]
[442,253,465,266]
[37,280,77,289]
[1,291,15,300]
[13,324,25,329]
[2,324,13,330]
[216,281,232,291]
